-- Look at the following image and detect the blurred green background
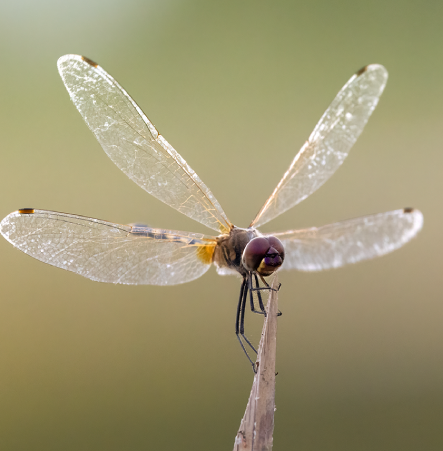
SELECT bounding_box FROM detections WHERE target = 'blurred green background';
[0,0,442,450]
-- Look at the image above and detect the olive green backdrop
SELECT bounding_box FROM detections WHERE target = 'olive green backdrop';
[0,1,441,450]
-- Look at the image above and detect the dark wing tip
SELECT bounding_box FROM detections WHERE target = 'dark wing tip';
[355,64,387,78]
[81,56,99,67]
[356,65,369,76]
[403,207,414,213]
[18,208,35,214]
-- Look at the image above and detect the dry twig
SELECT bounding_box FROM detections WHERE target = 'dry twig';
[233,276,279,451]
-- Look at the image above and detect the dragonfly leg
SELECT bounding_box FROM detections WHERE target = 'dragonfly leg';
[254,273,283,317]
[247,273,266,317]
[254,273,267,315]
[235,277,257,372]
[257,273,281,292]
[240,282,258,354]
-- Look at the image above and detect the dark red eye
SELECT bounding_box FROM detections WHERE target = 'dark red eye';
[242,237,270,272]
[242,236,285,275]
[267,236,285,261]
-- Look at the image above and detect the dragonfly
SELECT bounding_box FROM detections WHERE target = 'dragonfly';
[0,55,423,369]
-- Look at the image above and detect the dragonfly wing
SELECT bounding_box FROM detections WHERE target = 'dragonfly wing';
[251,64,388,228]
[270,209,423,271]
[0,209,216,285]
[57,55,232,233]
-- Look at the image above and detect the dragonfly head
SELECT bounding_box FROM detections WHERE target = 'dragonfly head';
[242,236,285,276]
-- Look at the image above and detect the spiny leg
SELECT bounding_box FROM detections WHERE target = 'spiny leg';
[235,278,257,370]
[254,273,283,317]
[253,273,267,314]
[247,272,266,316]
[235,278,246,340]
[257,273,281,292]
[239,281,257,354]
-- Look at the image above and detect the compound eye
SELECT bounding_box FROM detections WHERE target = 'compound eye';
[267,236,285,261]
[242,237,270,272]
[258,235,284,276]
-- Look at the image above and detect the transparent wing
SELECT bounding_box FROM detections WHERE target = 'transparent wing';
[0,209,217,285]
[251,64,388,228]
[57,55,232,233]
[270,209,423,271]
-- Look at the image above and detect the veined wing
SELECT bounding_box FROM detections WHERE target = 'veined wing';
[270,209,423,271]
[57,55,232,233]
[0,209,217,285]
[251,64,388,228]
